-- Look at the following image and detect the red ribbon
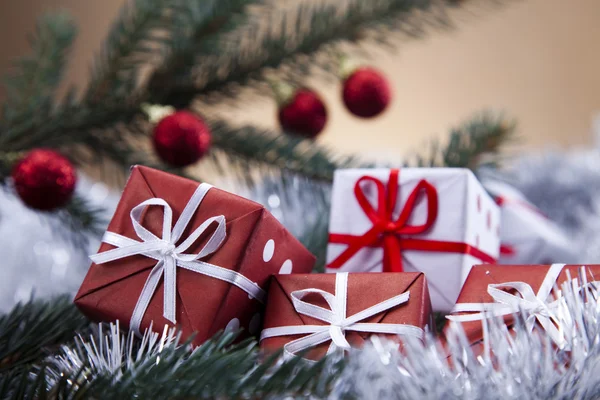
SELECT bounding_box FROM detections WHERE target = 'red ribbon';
[500,244,516,256]
[495,196,547,219]
[327,169,496,272]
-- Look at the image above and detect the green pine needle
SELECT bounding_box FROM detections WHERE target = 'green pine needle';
[59,194,108,240]
[85,0,175,104]
[36,328,342,399]
[1,12,77,125]
[0,296,87,373]
[208,119,360,184]
[414,112,515,169]
[148,0,455,104]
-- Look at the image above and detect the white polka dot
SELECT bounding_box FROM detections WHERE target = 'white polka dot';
[263,239,275,262]
[225,318,240,333]
[249,313,261,335]
[279,259,293,274]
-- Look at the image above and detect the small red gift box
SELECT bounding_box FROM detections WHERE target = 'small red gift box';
[75,166,315,345]
[260,272,432,360]
[445,264,600,352]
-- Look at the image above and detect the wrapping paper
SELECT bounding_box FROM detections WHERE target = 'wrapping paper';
[326,168,500,312]
[260,272,432,360]
[447,264,600,348]
[482,179,577,264]
[75,166,315,345]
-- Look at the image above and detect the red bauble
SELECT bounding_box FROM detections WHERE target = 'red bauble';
[278,88,327,139]
[342,67,391,118]
[12,149,77,211]
[153,111,211,167]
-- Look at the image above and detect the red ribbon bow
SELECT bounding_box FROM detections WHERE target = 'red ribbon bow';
[327,169,496,272]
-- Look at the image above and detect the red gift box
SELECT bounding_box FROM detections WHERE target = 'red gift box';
[445,264,600,352]
[75,166,315,345]
[260,272,432,360]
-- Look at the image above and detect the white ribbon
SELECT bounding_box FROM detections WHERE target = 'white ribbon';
[260,272,423,359]
[90,183,266,335]
[447,263,567,347]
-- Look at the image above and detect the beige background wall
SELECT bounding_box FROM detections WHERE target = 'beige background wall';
[1,0,599,161]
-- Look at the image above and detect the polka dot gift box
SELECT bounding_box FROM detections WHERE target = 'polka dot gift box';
[326,168,500,312]
[75,166,315,346]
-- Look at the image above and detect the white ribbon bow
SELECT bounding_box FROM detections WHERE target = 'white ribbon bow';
[90,183,266,335]
[447,263,567,347]
[260,272,423,359]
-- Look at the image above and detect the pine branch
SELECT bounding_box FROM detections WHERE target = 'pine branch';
[85,0,175,104]
[0,296,88,373]
[42,328,342,399]
[57,194,108,240]
[0,12,77,125]
[147,0,455,105]
[413,112,515,169]
[0,99,140,152]
[148,0,263,107]
[208,119,361,184]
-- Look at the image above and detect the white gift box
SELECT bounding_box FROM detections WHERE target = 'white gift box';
[326,168,500,312]
[481,179,577,265]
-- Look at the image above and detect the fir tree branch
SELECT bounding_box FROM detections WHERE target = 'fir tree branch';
[85,0,175,104]
[42,329,342,399]
[58,194,107,239]
[208,119,361,184]
[0,99,140,152]
[147,0,455,105]
[413,112,515,169]
[0,12,77,125]
[148,0,263,106]
[0,296,88,373]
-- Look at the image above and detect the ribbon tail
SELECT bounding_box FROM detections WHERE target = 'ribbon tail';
[284,330,335,356]
[178,260,266,303]
[130,261,164,336]
[163,257,177,324]
[536,315,566,348]
[383,235,403,272]
[329,326,351,350]
[327,227,381,270]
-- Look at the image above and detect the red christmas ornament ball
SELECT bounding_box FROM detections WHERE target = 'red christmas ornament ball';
[153,111,211,167]
[278,88,327,139]
[342,67,391,118]
[12,149,77,211]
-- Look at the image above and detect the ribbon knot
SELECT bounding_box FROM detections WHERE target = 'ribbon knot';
[159,242,177,258]
[528,303,548,318]
[260,272,424,360]
[90,183,266,336]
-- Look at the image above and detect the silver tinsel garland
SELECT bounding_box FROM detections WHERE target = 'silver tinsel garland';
[46,273,600,399]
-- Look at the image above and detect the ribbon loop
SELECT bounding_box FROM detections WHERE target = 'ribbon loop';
[260,272,423,360]
[90,183,266,336]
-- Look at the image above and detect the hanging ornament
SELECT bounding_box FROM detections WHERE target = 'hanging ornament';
[340,56,392,118]
[11,149,77,211]
[272,81,328,139]
[147,105,212,167]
